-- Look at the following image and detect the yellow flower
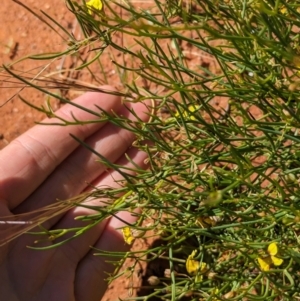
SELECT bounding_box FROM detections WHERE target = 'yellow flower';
[257,242,283,271]
[186,250,200,275]
[175,104,200,121]
[186,250,207,282]
[121,226,135,245]
[200,288,222,301]
[279,6,288,15]
[86,0,103,14]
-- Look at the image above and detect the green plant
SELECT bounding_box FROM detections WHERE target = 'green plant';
[3,0,300,299]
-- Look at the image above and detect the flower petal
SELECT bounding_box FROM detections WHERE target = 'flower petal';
[186,258,200,275]
[186,250,199,275]
[271,256,283,266]
[175,105,200,121]
[268,242,278,256]
[122,226,135,245]
[86,0,103,14]
[257,257,271,271]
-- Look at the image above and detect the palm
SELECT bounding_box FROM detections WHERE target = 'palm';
[0,88,149,301]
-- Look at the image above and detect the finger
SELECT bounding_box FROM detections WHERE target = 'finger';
[51,145,147,254]
[0,87,121,210]
[72,147,147,301]
[75,211,135,301]
[14,100,150,215]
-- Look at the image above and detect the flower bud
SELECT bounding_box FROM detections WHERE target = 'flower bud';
[147,276,160,286]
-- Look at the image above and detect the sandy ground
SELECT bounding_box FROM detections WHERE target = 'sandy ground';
[0,0,70,147]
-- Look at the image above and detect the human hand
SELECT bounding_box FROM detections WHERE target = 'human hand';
[0,87,150,301]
